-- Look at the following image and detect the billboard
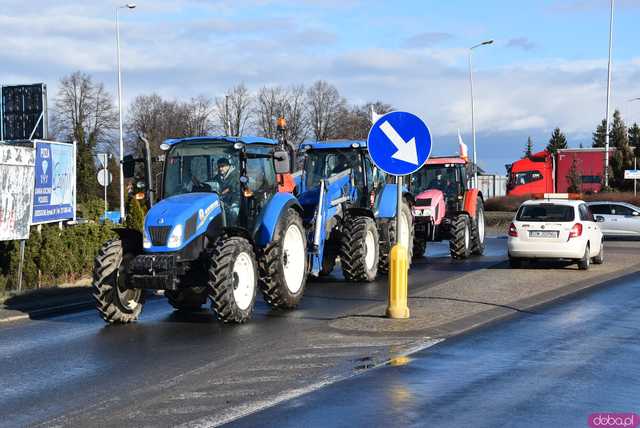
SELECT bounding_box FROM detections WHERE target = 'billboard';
[32,141,76,224]
[0,144,35,241]
[1,83,48,141]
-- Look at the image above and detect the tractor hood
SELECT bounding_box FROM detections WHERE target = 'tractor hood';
[144,192,222,252]
[413,189,446,224]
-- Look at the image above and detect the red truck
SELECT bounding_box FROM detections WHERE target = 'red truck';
[506,148,614,196]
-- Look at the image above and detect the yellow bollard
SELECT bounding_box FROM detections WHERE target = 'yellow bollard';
[386,244,410,319]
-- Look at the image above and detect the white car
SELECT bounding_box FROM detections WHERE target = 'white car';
[587,201,640,237]
[507,195,604,270]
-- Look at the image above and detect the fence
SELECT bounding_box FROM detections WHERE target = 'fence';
[477,174,508,198]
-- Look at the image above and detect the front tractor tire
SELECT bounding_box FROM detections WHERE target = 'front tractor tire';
[340,216,379,282]
[471,198,486,256]
[379,201,414,274]
[208,236,258,323]
[450,214,472,259]
[259,208,308,309]
[166,287,207,312]
[93,239,144,324]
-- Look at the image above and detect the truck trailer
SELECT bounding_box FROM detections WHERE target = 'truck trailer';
[506,148,614,196]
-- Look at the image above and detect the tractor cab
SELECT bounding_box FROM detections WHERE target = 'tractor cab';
[409,157,469,212]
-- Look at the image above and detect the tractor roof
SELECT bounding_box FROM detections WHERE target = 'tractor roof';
[300,140,367,150]
[163,135,278,147]
[426,156,467,165]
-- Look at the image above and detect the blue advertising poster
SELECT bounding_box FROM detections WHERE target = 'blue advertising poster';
[32,141,76,224]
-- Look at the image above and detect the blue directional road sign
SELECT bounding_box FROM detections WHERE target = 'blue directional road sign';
[367,111,432,176]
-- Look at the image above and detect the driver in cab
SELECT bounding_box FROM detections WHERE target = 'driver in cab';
[214,158,239,200]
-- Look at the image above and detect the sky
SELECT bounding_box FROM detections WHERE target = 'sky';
[1,0,639,173]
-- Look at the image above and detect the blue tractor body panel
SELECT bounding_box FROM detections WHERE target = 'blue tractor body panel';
[144,193,222,253]
[253,192,302,247]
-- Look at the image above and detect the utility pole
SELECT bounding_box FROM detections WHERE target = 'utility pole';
[469,40,493,187]
[604,0,614,188]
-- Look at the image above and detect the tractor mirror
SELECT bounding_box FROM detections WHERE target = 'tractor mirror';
[274,151,290,174]
[122,155,136,178]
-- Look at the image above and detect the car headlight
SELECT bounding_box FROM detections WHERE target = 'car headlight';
[167,224,183,249]
[143,228,152,249]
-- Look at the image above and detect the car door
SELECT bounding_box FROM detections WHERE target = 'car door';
[580,204,601,256]
[589,204,615,235]
[610,204,640,236]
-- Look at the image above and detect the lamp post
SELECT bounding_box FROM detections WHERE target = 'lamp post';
[469,39,493,187]
[631,97,640,196]
[116,3,136,222]
[604,0,614,188]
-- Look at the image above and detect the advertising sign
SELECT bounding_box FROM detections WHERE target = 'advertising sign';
[1,83,48,140]
[31,141,76,224]
[0,144,35,241]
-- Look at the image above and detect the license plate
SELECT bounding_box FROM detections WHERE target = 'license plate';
[529,230,558,238]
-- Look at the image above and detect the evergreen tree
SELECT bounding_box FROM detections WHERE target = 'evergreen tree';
[125,197,145,232]
[592,119,607,148]
[628,122,640,158]
[106,155,121,211]
[608,110,634,189]
[523,137,533,158]
[547,127,567,154]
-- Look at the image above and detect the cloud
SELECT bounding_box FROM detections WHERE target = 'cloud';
[506,37,536,51]
[403,32,454,48]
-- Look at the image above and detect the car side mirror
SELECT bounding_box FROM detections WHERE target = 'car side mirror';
[274,151,290,174]
[632,211,639,217]
[595,215,605,223]
[122,155,135,178]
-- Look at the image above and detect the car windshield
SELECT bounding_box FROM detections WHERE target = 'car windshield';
[163,141,240,200]
[411,165,459,199]
[516,204,575,222]
[305,149,362,189]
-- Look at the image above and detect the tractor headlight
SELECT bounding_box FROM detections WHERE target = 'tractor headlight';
[415,208,432,217]
[167,224,183,249]
[143,228,152,249]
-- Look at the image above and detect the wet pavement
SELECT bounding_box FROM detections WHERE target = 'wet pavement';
[233,271,640,428]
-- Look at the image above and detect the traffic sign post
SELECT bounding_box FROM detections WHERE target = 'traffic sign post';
[625,160,639,196]
[367,111,432,319]
[97,153,112,215]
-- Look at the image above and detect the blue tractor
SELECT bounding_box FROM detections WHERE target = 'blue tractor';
[296,140,414,281]
[93,136,308,324]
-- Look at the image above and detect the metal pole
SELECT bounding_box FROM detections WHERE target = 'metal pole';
[635,157,637,197]
[17,240,25,292]
[604,0,614,188]
[103,153,108,214]
[469,51,477,188]
[396,176,402,245]
[116,8,126,222]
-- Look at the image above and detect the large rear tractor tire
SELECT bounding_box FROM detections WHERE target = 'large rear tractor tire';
[450,214,472,259]
[93,239,144,324]
[166,287,207,312]
[471,198,486,256]
[379,200,414,274]
[340,216,379,282]
[208,236,257,323]
[259,208,308,309]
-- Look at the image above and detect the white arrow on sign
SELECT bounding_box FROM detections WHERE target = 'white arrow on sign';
[379,120,419,165]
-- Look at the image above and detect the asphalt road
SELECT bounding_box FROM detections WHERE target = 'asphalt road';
[0,239,504,427]
[234,270,640,428]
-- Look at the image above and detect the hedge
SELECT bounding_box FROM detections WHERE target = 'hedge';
[0,222,116,293]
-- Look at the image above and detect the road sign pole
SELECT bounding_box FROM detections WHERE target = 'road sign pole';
[17,240,26,292]
[386,175,410,319]
[635,158,637,197]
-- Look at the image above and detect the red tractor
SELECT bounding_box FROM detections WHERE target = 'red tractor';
[409,156,485,259]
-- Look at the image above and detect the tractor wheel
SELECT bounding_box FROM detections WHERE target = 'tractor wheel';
[93,239,144,324]
[208,236,257,323]
[259,208,308,309]
[319,254,336,276]
[471,198,486,256]
[340,216,379,282]
[379,201,414,274]
[450,214,472,259]
[166,287,207,312]
[413,238,427,258]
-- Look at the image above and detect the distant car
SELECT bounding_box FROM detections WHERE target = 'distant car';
[586,201,640,237]
[507,194,604,269]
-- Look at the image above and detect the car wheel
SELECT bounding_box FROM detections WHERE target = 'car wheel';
[578,244,590,270]
[593,242,604,265]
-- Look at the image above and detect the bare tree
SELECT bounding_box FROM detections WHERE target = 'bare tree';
[216,84,253,136]
[335,101,393,140]
[282,85,307,146]
[306,80,346,141]
[53,71,117,201]
[184,95,215,136]
[255,86,286,139]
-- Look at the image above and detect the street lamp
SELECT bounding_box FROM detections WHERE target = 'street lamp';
[116,3,136,222]
[604,0,614,188]
[469,39,493,187]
